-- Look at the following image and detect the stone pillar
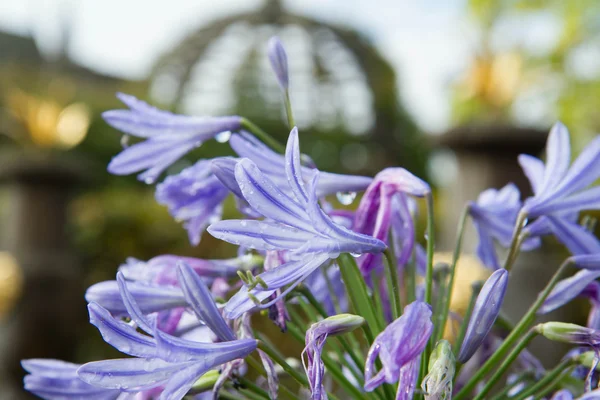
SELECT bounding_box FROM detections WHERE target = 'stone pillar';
[0,150,88,399]
[435,124,573,367]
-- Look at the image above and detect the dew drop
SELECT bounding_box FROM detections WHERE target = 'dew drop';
[144,176,156,184]
[336,191,357,206]
[350,252,361,258]
[120,134,130,148]
[215,131,232,143]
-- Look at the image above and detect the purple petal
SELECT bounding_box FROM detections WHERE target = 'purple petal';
[88,302,156,358]
[235,158,312,230]
[85,281,186,315]
[518,154,545,196]
[395,355,420,400]
[24,374,120,399]
[158,362,208,400]
[177,263,236,342]
[22,359,80,377]
[545,216,600,255]
[153,329,256,364]
[390,193,416,269]
[473,221,500,270]
[539,269,600,314]
[571,254,600,270]
[77,358,188,391]
[285,127,310,204]
[537,122,571,197]
[458,269,508,363]
[315,171,373,198]
[552,134,600,197]
[211,157,243,198]
[537,186,600,215]
[373,168,431,197]
[116,272,155,334]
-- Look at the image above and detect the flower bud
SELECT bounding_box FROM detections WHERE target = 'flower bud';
[422,340,455,400]
[535,322,600,346]
[267,36,289,90]
[458,269,508,363]
[190,369,220,393]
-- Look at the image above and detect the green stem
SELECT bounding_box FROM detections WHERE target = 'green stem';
[533,366,576,400]
[406,259,416,304]
[238,376,271,399]
[219,389,249,400]
[503,211,528,272]
[513,357,574,400]
[473,330,538,400]
[384,248,402,320]
[245,354,301,400]
[431,265,451,345]
[436,205,470,343]
[454,257,572,400]
[284,90,295,129]
[240,118,285,154]
[371,270,387,329]
[257,341,308,387]
[488,372,534,400]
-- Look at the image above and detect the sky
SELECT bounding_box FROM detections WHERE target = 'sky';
[0,0,475,133]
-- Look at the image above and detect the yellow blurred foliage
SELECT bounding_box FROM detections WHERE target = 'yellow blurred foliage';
[0,252,23,319]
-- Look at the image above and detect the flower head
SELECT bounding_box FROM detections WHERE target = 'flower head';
[156,160,230,245]
[520,122,600,218]
[103,93,241,183]
[458,269,508,363]
[364,301,433,391]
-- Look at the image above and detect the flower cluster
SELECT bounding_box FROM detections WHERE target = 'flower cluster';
[22,36,600,400]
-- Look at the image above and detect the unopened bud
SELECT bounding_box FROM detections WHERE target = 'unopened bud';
[422,340,455,400]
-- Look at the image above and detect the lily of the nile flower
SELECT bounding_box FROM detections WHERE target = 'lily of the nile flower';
[303,263,349,316]
[302,314,365,400]
[77,268,257,400]
[364,301,433,396]
[103,93,241,183]
[353,167,429,274]
[22,359,121,400]
[458,269,509,363]
[468,184,540,269]
[525,213,600,257]
[519,122,600,218]
[155,159,230,245]
[209,128,386,318]
[263,251,291,331]
[551,390,574,400]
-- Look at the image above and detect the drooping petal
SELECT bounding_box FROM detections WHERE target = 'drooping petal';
[177,263,236,342]
[285,127,309,204]
[158,362,209,400]
[116,272,155,334]
[395,355,420,400]
[545,216,600,255]
[211,157,243,198]
[537,122,571,197]
[77,358,189,391]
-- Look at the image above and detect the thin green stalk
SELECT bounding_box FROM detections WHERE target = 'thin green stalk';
[297,286,328,319]
[245,353,301,400]
[431,265,451,345]
[513,358,575,400]
[406,259,416,304]
[533,366,576,400]
[257,341,308,387]
[240,118,285,153]
[239,388,269,400]
[284,90,295,128]
[384,248,402,320]
[454,257,572,400]
[371,270,387,329]
[488,372,534,400]
[238,376,271,399]
[219,389,250,400]
[453,281,483,356]
[436,205,470,343]
[322,266,342,314]
[473,330,538,400]
[503,211,528,272]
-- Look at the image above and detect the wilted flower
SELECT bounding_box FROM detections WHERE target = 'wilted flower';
[302,314,364,399]
[458,269,508,363]
[103,93,241,183]
[520,122,600,218]
[422,340,455,400]
[364,301,433,392]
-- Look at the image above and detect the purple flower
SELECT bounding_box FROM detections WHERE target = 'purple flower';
[458,269,508,363]
[520,122,600,218]
[551,390,574,400]
[103,93,241,183]
[353,168,429,274]
[22,359,121,399]
[364,301,433,391]
[267,36,289,90]
[78,271,257,399]
[525,215,600,257]
[263,251,291,331]
[302,314,365,400]
[469,184,540,269]
[396,356,421,400]
[155,160,230,245]
[539,269,600,315]
[210,129,385,318]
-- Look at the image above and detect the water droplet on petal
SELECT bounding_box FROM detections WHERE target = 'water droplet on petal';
[144,176,155,184]
[336,191,357,206]
[215,131,232,143]
[120,134,130,148]
[350,252,361,258]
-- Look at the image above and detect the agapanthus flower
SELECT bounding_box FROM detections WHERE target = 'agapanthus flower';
[77,268,257,399]
[267,36,289,90]
[539,269,600,315]
[155,160,230,245]
[519,122,600,218]
[353,167,429,274]
[458,269,508,363]
[263,251,291,331]
[103,93,241,183]
[468,183,540,269]
[302,314,365,400]
[551,390,574,400]
[364,301,433,394]
[209,128,385,318]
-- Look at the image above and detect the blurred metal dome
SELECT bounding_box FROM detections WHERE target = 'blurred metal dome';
[150,0,424,175]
